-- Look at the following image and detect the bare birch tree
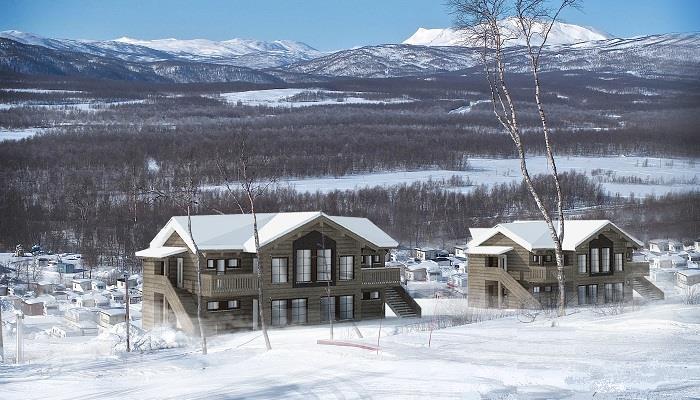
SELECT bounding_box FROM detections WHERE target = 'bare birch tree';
[447,0,579,316]
[216,137,276,351]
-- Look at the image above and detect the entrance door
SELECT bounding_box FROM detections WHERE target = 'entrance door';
[176,257,184,289]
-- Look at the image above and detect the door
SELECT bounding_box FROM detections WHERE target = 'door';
[176,257,184,289]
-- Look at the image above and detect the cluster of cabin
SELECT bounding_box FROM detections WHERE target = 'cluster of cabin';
[646,239,700,291]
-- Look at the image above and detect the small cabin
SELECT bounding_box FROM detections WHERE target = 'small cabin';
[72,279,92,292]
[676,270,700,290]
[98,308,127,328]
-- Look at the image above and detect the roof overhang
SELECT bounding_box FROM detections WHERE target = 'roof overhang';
[467,246,513,255]
[135,246,188,258]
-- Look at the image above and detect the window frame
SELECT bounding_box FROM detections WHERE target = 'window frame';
[296,249,312,283]
[271,257,288,284]
[338,295,354,320]
[577,254,587,274]
[290,298,307,324]
[271,299,288,326]
[339,255,354,281]
[363,290,380,300]
[316,248,332,282]
[226,258,241,270]
[615,253,624,272]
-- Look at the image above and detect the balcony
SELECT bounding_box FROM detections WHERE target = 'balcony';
[199,273,259,297]
[526,266,572,283]
[362,267,401,286]
[625,261,650,276]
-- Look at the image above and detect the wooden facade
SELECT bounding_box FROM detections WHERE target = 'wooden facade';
[140,215,412,336]
[468,224,660,309]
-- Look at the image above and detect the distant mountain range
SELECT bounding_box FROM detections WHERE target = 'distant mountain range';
[1,26,699,84]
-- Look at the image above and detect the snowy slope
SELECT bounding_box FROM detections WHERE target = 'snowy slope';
[403,18,611,47]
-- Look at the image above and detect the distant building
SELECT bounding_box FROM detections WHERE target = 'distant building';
[72,279,92,293]
[676,270,700,291]
[649,239,684,253]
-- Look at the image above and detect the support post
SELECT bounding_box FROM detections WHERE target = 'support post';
[16,312,24,364]
[498,282,503,309]
[124,273,131,353]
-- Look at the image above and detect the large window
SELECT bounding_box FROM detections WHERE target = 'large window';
[296,250,312,283]
[577,254,587,274]
[605,282,624,303]
[590,248,600,273]
[615,253,624,272]
[339,295,354,320]
[320,296,335,322]
[578,284,598,305]
[317,249,332,281]
[601,248,611,273]
[271,300,288,326]
[291,298,307,324]
[272,257,288,284]
[339,256,354,281]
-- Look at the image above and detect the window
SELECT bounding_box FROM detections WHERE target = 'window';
[317,249,332,281]
[577,254,587,274]
[532,255,540,263]
[158,261,165,275]
[601,248,611,273]
[615,282,624,301]
[227,258,240,269]
[578,285,586,305]
[615,253,623,272]
[291,299,307,324]
[217,259,226,274]
[296,249,312,282]
[590,248,600,273]
[207,301,219,311]
[363,291,380,300]
[545,286,552,292]
[207,259,215,269]
[339,295,354,320]
[587,284,598,304]
[271,300,288,326]
[487,257,499,268]
[372,255,381,263]
[533,286,541,293]
[626,250,633,262]
[227,300,239,309]
[544,254,553,263]
[272,257,288,283]
[362,255,372,267]
[320,296,335,322]
[339,256,354,280]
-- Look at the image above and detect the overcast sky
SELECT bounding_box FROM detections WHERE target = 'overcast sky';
[1,0,698,50]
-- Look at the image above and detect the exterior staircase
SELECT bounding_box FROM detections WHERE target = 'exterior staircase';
[483,267,541,309]
[153,275,198,335]
[385,286,422,318]
[632,276,665,301]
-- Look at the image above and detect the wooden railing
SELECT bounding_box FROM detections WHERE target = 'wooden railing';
[625,262,650,276]
[200,273,259,297]
[362,267,401,285]
[526,266,572,283]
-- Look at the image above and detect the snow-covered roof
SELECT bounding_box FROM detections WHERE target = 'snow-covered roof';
[100,308,127,317]
[469,220,643,252]
[134,246,187,258]
[467,246,513,255]
[138,211,397,255]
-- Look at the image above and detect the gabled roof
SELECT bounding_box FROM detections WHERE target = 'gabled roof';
[469,220,643,252]
[139,211,397,255]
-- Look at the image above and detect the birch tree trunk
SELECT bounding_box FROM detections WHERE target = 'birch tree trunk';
[248,193,272,350]
[187,204,207,355]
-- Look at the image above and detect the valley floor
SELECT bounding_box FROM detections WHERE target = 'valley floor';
[1,302,699,399]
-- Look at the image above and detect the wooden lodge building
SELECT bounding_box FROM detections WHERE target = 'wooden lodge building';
[466,220,664,309]
[136,212,420,336]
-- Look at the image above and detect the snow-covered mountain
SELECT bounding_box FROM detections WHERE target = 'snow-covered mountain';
[403,18,611,47]
[0,30,321,68]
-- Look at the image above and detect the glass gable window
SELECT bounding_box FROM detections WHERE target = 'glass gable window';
[296,249,312,282]
[577,254,587,274]
[590,248,600,273]
[291,298,307,324]
[601,248,611,273]
[338,295,354,320]
[272,257,288,284]
[271,300,288,326]
[339,256,354,280]
[317,249,332,281]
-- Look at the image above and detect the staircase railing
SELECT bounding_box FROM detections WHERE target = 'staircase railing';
[152,275,197,335]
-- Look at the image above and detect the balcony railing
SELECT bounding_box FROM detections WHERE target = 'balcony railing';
[526,266,572,283]
[200,273,259,297]
[362,267,401,285]
[625,261,650,276]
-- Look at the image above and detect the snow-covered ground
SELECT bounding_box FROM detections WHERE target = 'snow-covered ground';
[1,302,698,399]
[256,156,700,198]
[0,128,48,142]
[0,100,147,111]
[219,88,414,108]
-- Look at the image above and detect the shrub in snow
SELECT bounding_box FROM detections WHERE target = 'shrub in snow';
[684,286,700,305]
[104,323,192,353]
